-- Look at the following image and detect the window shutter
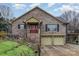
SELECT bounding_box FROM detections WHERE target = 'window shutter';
[24,24,26,29]
[57,24,59,32]
[45,24,47,31]
[18,24,20,29]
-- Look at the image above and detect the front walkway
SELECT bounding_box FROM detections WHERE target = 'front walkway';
[41,44,79,56]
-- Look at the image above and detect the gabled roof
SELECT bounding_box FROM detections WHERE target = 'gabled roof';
[25,17,41,23]
[12,7,67,24]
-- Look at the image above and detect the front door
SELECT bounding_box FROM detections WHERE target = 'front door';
[27,23,40,44]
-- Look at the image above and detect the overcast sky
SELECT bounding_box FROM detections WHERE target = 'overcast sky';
[1,3,79,18]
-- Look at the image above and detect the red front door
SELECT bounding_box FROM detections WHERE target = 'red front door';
[27,24,40,43]
[29,24,38,33]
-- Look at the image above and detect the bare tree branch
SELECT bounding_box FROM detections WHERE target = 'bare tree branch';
[0,5,13,20]
[60,10,79,33]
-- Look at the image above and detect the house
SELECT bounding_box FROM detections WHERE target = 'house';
[11,7,68,45]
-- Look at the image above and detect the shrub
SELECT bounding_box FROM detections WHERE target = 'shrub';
[0,31,7,37]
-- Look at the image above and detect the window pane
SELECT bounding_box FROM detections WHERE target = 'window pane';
[18,24,25,29]
[20,25,24,29]
[47,24,58,31]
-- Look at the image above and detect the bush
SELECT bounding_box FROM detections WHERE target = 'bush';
[0,31,7,37]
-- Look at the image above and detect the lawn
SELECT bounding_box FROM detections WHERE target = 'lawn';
[0,40,35,56]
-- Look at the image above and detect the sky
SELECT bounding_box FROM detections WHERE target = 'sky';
[1,3,79,18]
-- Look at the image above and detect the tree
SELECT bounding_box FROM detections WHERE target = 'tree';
[60,10,79,33]
[0,4,13,33]
[0,4,13,20]
[0,15,8,32]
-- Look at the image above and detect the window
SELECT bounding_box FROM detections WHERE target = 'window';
[18,24,26,29]
[46,24,59,32]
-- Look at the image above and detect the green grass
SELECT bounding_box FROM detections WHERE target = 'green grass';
[5,45,35,56]
[0,41,19,54]
[0,40,35,56]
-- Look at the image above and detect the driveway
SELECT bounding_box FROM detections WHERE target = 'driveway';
[41,44,79,56]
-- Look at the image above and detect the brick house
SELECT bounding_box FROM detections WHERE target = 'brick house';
[11,7,68,45]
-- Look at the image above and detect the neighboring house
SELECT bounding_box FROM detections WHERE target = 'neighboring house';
[11,7,68,45]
